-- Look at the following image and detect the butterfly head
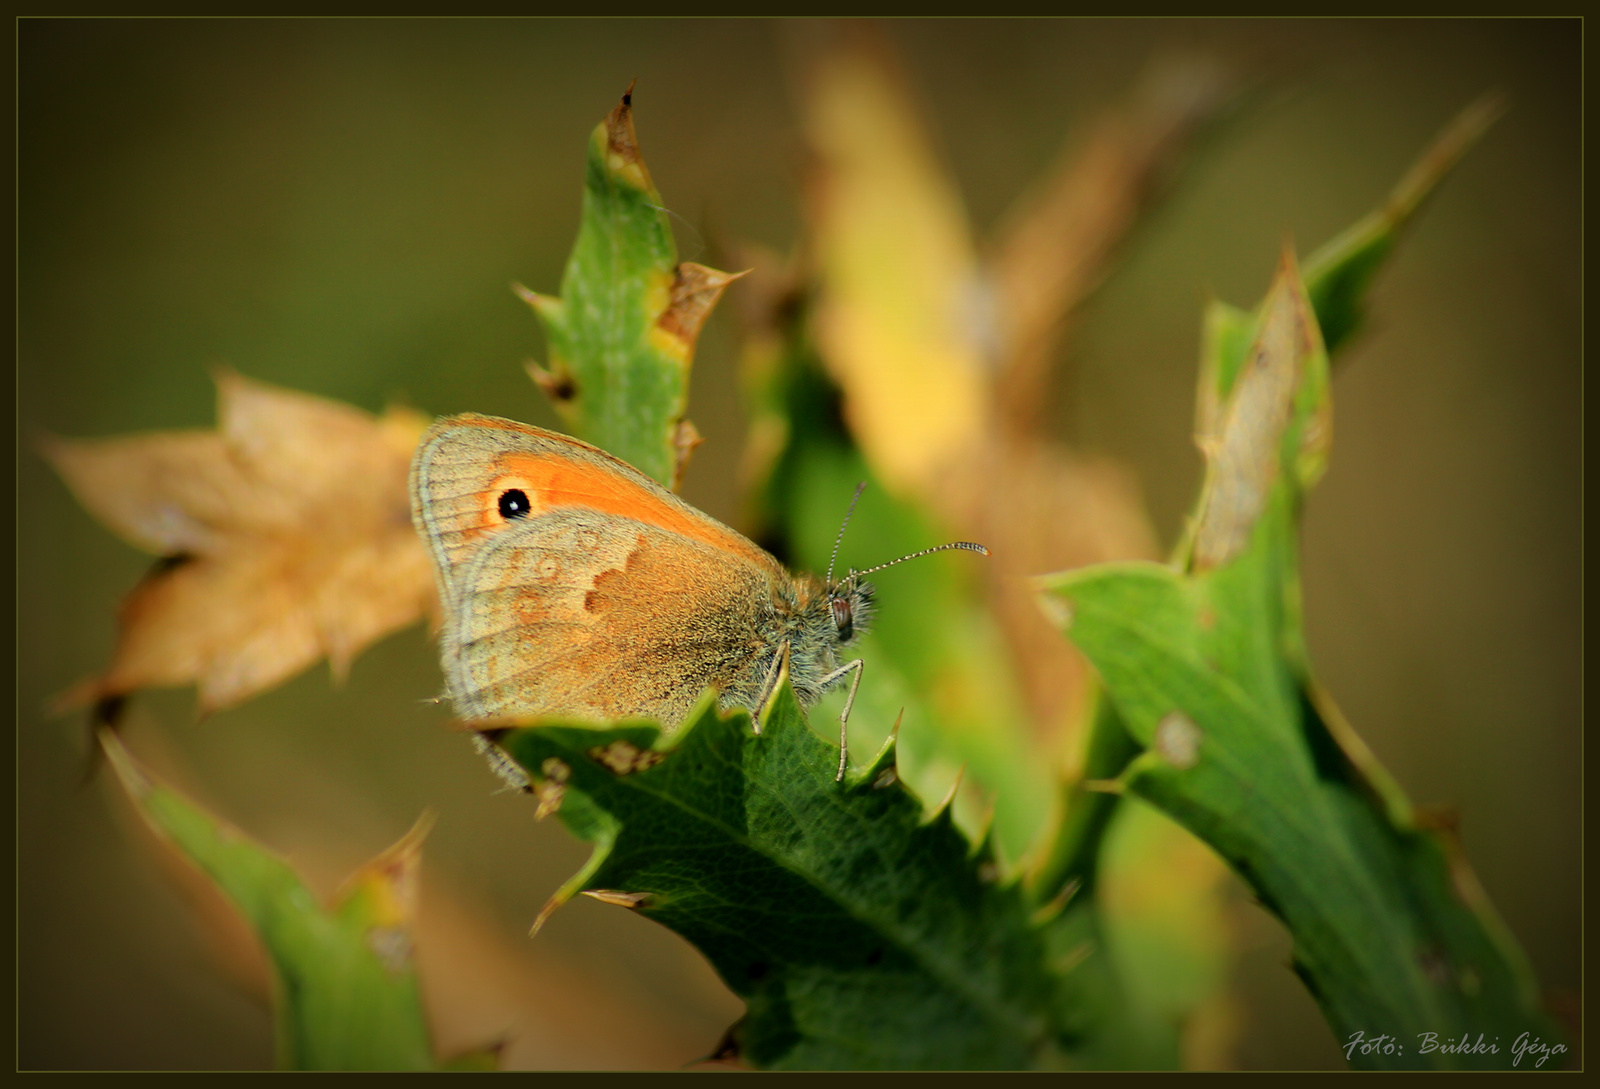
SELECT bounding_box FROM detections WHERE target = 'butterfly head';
[826,575,874,646]
[820,482,985,651]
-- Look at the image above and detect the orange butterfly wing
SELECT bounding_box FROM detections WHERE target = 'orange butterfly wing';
[410,415,790,724]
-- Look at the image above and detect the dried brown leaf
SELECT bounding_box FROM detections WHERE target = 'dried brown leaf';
[669,417,705,492]
[989,52,1236,436]
[602,79,652,193]
[655,263,748,361]
[46,370,436,714]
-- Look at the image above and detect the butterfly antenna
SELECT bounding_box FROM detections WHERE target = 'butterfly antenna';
[827,481,869,584]
[852,540,989,579]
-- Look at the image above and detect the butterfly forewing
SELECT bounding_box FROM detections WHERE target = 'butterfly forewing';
[411,415,775,590]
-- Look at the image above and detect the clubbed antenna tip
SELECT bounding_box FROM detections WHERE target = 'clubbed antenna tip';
[852,541,989,579]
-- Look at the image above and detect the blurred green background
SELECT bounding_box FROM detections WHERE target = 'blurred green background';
[18,19,1578,1070]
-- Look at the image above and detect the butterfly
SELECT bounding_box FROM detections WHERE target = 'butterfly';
[409,414,985,782]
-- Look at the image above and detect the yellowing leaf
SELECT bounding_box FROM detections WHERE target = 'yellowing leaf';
[795,37,1200,754]
[1192,250,1329,571]
[801,33,990,498]
[46,370,435,714]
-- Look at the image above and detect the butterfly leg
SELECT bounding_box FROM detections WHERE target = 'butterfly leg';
[812,658,865,782]
[751,641,792,736]
[471,732,533,794]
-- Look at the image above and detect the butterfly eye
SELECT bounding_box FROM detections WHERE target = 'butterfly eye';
[498,489,532,520]
[830,596,854,643]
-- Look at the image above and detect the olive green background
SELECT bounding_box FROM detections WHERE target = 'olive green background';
[18,19,1578,1070]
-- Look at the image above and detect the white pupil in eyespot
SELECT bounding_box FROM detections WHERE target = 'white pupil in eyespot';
[498,489,532,519]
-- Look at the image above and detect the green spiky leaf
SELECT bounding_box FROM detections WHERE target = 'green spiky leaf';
[1303,93,1503,356]
[101,733,464,1071]
[1038,96,1511,917]
[520,88,739,488]
[1038,205,1556,1068]
[494,686,1069,1070]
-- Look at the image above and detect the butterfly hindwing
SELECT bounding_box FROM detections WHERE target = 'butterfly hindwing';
[446,508,775,724]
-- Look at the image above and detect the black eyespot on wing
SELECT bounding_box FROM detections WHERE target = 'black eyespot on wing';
[498,489,532,520]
